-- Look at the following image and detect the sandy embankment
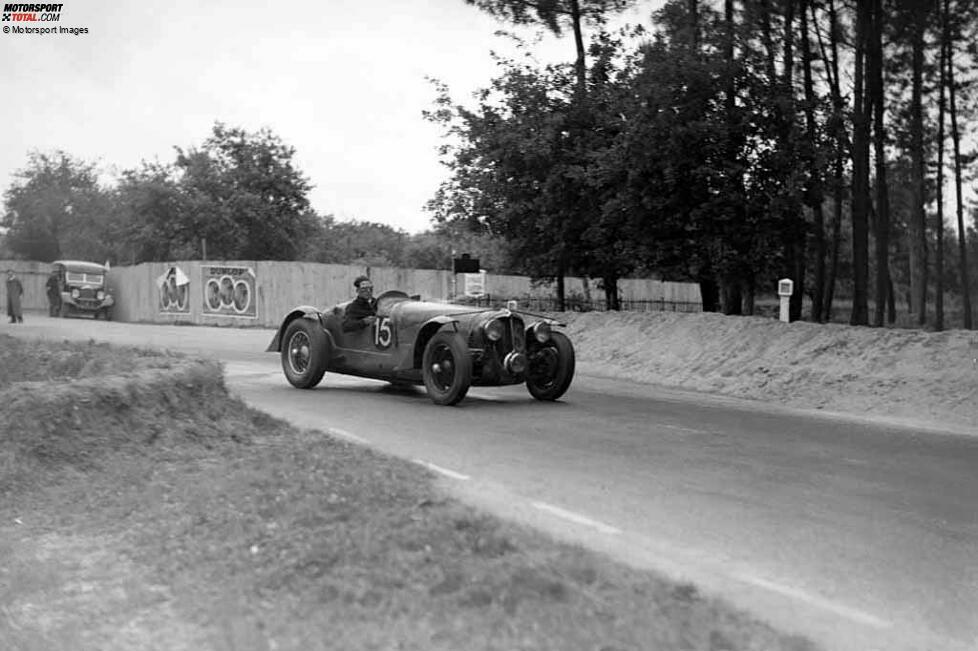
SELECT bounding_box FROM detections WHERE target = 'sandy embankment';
[560,311,978,433]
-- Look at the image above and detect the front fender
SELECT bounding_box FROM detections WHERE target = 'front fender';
[266,306,327,352]
[411,316,460,369]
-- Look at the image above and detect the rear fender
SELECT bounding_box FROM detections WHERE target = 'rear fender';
[412,316,459,369]
[266,306,330,352]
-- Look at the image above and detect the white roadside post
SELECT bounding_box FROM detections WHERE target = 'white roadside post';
[778,278,794,323]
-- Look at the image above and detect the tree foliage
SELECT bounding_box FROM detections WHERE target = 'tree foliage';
[1,151,116,262]
[427,0,978,323]
[173,123,318,260]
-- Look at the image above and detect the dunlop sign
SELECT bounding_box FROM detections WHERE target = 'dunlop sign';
[202,265,256,318]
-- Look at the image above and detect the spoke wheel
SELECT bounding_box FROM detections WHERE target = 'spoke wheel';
[281,318,328,389]
[526,331,575,401]
[422,331,471,406]
[288,331,311,375]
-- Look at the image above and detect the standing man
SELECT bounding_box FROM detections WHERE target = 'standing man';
[46,270,60,316]
[6,270,24,323]
[342,275,378,332]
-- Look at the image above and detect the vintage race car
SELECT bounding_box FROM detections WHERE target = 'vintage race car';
[266,291,575,405]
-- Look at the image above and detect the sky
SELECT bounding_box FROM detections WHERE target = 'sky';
[0,0,660,234]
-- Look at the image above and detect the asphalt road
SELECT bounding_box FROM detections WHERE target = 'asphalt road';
[5,314,977,651]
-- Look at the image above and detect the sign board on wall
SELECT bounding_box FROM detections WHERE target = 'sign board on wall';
[462,271,487,298]
[156,266,190,314]
[203,265,257,318]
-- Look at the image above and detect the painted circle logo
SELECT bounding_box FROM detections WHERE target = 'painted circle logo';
[160,277,189,311]
[206,275,251,313]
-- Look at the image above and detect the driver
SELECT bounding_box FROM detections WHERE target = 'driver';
[342,275,378,332]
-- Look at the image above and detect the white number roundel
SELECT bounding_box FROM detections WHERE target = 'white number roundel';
[374,317,393,348]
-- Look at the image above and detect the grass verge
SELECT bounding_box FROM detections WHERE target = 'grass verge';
[0,335,816,651]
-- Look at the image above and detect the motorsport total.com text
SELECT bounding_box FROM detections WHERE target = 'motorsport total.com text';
[2,3,62,22]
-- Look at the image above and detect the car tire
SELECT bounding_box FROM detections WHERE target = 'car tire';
[102,308,113,321]
[59,302,69,318]
[422,330,471,406]
[281,318,328,389]
[525,331,575,401]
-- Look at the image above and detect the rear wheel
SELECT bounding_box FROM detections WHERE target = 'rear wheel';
[526,331,575,401]
[422,331,471,406]
[281,318,328,389]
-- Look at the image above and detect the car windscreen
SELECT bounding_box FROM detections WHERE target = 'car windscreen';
[65,271,104,285]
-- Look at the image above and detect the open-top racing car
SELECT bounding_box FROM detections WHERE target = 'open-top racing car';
[266,291,575,405]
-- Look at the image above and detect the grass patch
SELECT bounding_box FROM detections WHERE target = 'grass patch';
[0,334,185,388]
[0,337,816,651]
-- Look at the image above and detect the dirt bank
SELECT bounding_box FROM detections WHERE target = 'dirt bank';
[559,311,978,432]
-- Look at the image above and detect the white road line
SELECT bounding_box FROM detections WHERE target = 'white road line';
[327,428,369,445]
[732,572,893,630]
[307,419,887,633]
[412,460,471,481]
[658,423,710,434]
[530,501,623,535]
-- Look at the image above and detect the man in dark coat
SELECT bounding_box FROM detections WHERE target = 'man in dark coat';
[46,271,61,316]
[6,270,24,323]
[342,275,378,332]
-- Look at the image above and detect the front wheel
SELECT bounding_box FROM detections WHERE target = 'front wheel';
[525,331,575,401]
[422,330,471,406]
[281,318,328,389]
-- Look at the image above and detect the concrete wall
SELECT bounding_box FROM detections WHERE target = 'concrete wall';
[2,259,701,327]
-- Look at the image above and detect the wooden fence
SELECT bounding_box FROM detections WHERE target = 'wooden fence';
[1,259,701,327]
[0,261,53,314]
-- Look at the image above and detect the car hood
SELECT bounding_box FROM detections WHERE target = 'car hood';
[390,298,504,320]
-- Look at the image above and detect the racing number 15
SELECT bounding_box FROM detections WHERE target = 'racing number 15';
[374,316,393,348]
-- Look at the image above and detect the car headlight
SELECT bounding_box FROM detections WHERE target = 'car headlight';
[71,288,80,299]
[532,321,551,343]
[485,318,505,342]
[96,290,105,300]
